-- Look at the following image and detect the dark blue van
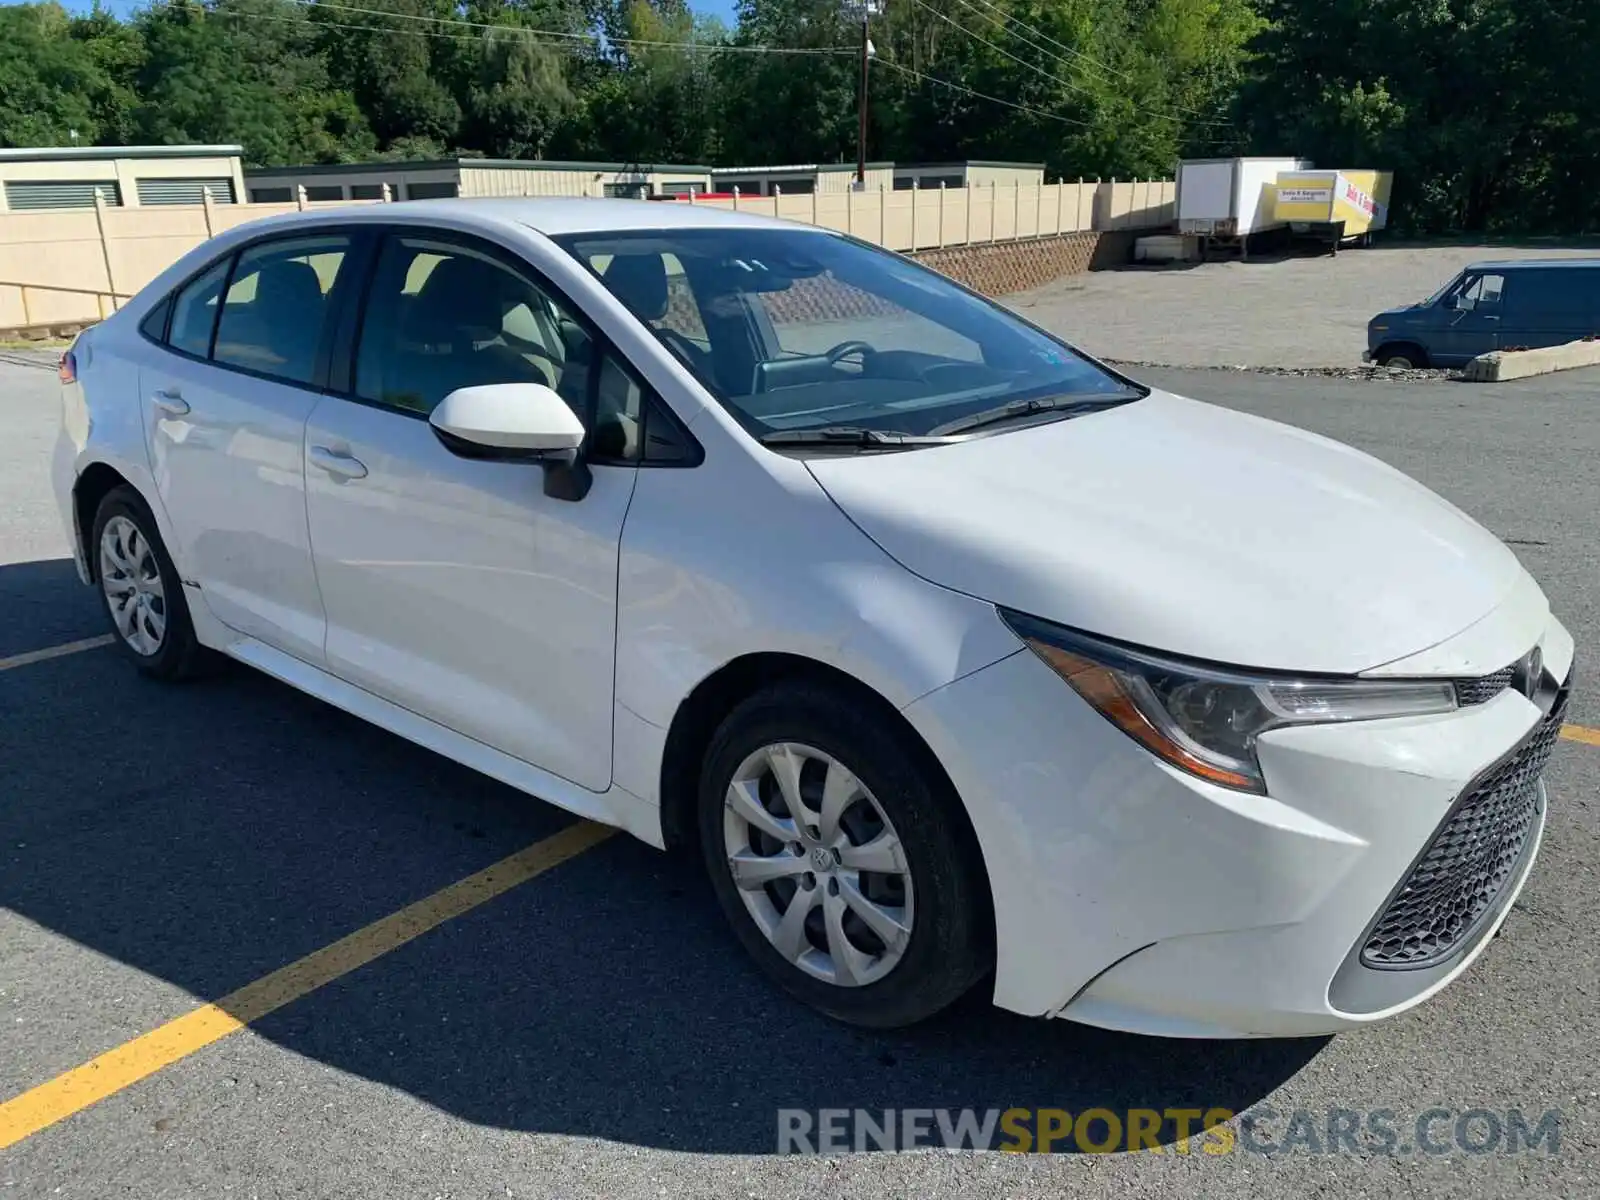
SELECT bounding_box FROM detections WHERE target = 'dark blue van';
[1365,259,1600,368]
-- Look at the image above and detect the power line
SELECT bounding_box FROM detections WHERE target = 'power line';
[952,0,1131,84]
[873,57,1091,128]
[906,0,1088,101]
[906,0,1229,127]
[226,6,1095,134]
[950,0,1228,121]
[277,0,856,57]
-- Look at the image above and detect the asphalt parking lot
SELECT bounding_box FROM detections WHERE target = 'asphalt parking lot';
[3,350,1599,1198]
[1007,243,1600,368]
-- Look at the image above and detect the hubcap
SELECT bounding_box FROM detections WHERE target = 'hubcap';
[99,515,166,657]
[723,742,914,987]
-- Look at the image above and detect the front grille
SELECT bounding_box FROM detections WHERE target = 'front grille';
[1361,680,1570,969]
[1455,665,1516,706]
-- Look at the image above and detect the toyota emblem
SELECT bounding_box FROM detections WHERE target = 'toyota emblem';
[1516,647,1543,699]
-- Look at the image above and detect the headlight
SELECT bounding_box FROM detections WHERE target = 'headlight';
[1000,610,1458,793]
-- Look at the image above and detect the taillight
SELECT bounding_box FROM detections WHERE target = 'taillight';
[58,349,77,385]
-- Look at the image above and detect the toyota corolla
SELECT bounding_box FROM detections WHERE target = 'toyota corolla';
[54,199,1573,1036]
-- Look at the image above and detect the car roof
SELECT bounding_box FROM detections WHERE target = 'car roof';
[238,196,826,239]
[1466,258,1600,271]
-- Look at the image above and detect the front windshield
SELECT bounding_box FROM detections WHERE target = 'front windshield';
[554,227,1140,438]
[1424,272,1463,307]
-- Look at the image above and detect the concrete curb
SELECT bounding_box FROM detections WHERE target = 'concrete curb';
[0,321,91,343]
[1462,338,1600,382]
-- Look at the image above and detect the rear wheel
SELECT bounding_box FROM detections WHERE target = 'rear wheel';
[698,682,990,1028]
[91,486,212,680]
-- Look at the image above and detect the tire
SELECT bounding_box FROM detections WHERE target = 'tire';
[1377,345,1425,370]
[698,682,991,1028]
[90,485,213,681]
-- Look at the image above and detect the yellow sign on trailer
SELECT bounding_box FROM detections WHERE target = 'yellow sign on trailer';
[1273,169,1394,239]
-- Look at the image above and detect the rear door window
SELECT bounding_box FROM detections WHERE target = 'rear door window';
[212,235,351,386]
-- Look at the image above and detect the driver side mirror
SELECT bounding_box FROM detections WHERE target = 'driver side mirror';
[429,382,592,501]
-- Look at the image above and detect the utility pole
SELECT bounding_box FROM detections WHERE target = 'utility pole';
[854,0,881,187]
[857,14,870,185]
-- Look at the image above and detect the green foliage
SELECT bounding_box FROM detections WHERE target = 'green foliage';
[1238,0,1600,233]
[0,0,1591,231]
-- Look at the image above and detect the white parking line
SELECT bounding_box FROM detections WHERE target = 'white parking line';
[0,634,115,673]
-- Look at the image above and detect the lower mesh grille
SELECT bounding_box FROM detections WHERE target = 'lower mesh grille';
[1455,665,1516,706]
[1361,681,1569,969]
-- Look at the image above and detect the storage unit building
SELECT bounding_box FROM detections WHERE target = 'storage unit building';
[892,161,1045,190]
[243,159,714,204]
[0,145,246,212]
[708,163,896,196]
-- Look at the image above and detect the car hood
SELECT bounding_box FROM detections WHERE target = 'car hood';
[805,389,1524,674]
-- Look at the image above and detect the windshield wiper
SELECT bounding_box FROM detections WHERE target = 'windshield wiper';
[759,426,954,449]
[928,394,1133,436]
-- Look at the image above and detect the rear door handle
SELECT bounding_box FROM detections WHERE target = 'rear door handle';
[151,388,190,417]
[309,445,368,481]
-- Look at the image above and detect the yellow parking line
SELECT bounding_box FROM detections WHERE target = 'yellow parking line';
[0,821,615,1151]
[0,634,114,673]
[1562,724,1600,747]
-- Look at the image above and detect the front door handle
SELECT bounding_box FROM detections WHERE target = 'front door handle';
[151,388,190,417]
[309,445,368,480]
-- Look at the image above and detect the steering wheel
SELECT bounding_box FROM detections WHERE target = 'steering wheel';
[824,340,874,364]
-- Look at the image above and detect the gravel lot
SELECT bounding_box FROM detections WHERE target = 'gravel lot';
[3,355,1598,1198]
[1007,243,1600,369]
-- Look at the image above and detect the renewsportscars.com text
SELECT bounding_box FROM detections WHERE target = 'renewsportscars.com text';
[776,1106,1563,1156]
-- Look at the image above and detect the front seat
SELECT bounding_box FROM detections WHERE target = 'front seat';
[221,259,325,380]
[602,254,711,377]
[387,257,549,411]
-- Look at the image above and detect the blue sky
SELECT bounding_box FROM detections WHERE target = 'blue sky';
[14,0,742,22]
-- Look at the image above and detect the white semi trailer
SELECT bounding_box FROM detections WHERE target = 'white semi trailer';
[1175,157,1313,260]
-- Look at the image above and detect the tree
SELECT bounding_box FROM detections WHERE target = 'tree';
[1238,0,1600,233]
[575,3,724,166]
[318,0,462,152]
[130,0,374,165]
[0,2,132,147]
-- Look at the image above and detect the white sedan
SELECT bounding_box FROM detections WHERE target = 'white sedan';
[54,198,1573,1036]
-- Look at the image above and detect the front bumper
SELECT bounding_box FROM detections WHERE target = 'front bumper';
[902,611,1574,1038]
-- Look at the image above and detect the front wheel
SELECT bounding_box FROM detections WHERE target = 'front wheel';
[698,682,991,1028]
[1376,344,1426,370]
[91,485,213,680]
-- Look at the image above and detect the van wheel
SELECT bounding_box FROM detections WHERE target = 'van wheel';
[1377,344,1426,370]
[697,682,991,1028]
[91,486,213,681]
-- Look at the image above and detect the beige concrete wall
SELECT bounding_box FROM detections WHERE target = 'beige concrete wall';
[0,197,366,327]
[0,179,1175,329]
[964,164,1045,188]
[713,181,1163,253]
[1096,179,1176,230]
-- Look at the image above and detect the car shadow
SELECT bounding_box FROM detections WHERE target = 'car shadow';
[0,556,1324,1154]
